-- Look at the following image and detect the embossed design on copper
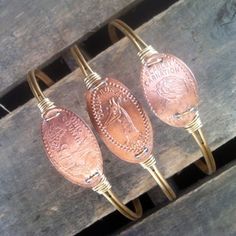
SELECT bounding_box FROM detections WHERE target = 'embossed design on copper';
[104,97,140,144]
[42,107,103,188]
[141,53,199,127]
[87,78,153,163]
[108,19,216,175]
[27,69,143,221]
[70,45,176,201]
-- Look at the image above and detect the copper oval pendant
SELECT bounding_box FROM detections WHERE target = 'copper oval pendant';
[41,107,103,188]
[86,78,153,163]
[141,53,199,127]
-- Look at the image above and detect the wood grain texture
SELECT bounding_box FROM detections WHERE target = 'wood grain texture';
[0,0,236,235]
[0,0,139,96]
[119,164,236,236]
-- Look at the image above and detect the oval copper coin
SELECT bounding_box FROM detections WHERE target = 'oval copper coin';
[86,78,153,163]
[41,107,103,188]
[141,53,199,127]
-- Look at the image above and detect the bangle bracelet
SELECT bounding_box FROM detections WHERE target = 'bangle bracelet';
[108,19,216,175]
[27,69,143,220]
[70,45,176,201]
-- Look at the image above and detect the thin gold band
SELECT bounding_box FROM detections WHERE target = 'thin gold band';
[109,19,157,64]
[141,155,176,201]
[108,19,148,51]
[27,70,56,114]
[192,129,216,174]
[70,47,93,76]
[70,45,103,90]
[103,191,142,220]
[93,175,142,221]
[185,114,216,175]
[27,69,54,102]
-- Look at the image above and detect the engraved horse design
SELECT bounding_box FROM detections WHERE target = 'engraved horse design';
[103,97,140,145]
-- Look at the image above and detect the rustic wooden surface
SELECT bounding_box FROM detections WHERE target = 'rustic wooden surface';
[0,0,140,97]
[0,0,235,235]
[119,163,236,236]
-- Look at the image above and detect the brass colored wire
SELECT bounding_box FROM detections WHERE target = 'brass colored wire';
[108,19,148,51]
[27,69,55,113]
[185,114,216,175]
[103,191,143,221]
[70,45,103,90]
[109,20,156,63]
[141,155,176,201]
[70,45,94,76]
[93,175,142,221]
[191,128,216,175]
[27,69,55,103]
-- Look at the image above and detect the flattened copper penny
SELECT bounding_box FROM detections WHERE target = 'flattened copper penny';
[41,107,103,188]
[141,53,199,127]
[86,78,153,163]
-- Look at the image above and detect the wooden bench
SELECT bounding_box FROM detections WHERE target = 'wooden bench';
[0,0,235,235]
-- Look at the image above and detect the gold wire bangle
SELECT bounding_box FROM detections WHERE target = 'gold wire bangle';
[108,19,216,175]
[70,45,143,218]
[28,68,142,220]
[70,45,176,201]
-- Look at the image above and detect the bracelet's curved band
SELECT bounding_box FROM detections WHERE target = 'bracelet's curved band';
[93,175,142,221]
[108,19,216,175]
[108,19,148,51]
[70,45,176,201]
[27,69,142,221]
[27,69,55,102]
[70,45,103,90]
[27,69,56,114]
[185,113,216,175]
[141,155,176,201]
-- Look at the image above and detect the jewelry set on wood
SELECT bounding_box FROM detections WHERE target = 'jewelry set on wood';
[27,20,216,220]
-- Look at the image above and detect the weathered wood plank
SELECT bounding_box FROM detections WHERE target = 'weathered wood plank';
[0,0,235,235]
[119,164,236,236]
[0,0,140,97]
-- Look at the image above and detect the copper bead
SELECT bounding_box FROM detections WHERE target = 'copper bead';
[141,53,199,127]
[86,78,153,163]
[41,107,103,188]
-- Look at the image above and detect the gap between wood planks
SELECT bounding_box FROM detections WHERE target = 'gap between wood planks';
[77,137,236,236]
[0,0,178,119]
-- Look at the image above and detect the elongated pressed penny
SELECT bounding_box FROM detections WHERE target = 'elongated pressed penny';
[86,78,153,163]
[42,107,103,188]
[141,53,199,127]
